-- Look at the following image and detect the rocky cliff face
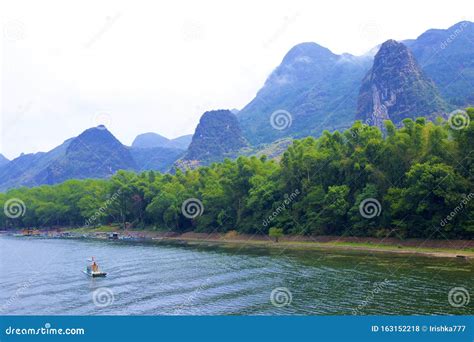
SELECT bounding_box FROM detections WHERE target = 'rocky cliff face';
[178,110,248,167]
[356,40,448,127]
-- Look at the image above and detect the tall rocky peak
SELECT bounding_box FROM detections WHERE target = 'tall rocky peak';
[67,125,125,153]
[181,110,247,165]
[0,125,138,190]
[356,39,448,128]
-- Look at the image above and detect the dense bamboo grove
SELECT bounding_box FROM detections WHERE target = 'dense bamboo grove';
[1,110,473,239]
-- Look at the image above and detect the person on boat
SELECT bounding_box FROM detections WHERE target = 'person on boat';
[92,260,98,272]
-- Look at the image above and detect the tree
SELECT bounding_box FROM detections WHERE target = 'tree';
[269,227,284,242]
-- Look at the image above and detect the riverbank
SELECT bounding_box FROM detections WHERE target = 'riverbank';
[3,227,472,259]
[153,232,474,259]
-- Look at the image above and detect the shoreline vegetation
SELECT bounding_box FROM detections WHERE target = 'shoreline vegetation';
[1,113,473,246]
[2,227,473,259]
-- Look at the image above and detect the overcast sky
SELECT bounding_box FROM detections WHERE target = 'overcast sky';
[0,0,471,159]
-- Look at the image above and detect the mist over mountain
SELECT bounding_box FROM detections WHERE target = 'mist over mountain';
[1,21,472,190]
[238,42,372,145]
[238,21,473,144]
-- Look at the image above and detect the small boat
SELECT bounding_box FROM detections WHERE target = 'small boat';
[108,232,119,240]
[83,257,107,277]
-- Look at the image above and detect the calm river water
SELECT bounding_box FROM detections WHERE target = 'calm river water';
[0,235,472,315]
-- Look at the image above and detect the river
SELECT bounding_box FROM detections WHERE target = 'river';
[0,235,472,315]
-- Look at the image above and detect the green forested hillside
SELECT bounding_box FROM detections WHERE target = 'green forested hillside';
[1,110,473,239]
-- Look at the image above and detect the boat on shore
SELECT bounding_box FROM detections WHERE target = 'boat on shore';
[83,257,107,277]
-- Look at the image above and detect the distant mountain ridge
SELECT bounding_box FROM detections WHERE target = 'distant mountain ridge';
[238,21,474,145]
[0,126,187,191]
[1,21,472,190]
[404,21,474,107]
[0,126,137,191]
[129,146,183,172]
[132,133,192,150]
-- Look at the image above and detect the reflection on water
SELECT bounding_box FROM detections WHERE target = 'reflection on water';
[0,236,472,315]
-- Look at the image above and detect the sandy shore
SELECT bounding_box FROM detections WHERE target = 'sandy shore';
[3,228,473,259]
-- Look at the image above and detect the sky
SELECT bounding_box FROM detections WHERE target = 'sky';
[0,0,472,159]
